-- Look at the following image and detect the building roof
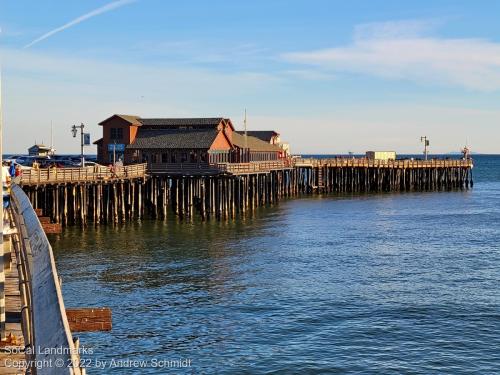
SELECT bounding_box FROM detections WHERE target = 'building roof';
[232,132,282,152]
[93,138,103,145]
[99,114,141,126]
[99,114,235,130]
[28,144,51,150]
[140,117,223,126]
[127,129,219,150]
[236,130,278,142]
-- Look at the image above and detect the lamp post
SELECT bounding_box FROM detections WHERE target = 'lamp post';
[71,123,85,167]
[421,136,429,160]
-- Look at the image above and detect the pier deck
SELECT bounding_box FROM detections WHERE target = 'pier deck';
[17,157,474,224]
[19,163,147,186]
[295,158,473,168]
[148,160,293,176]
[0,219,26,374]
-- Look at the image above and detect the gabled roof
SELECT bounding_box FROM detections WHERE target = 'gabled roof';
[139,117,225,128]
[127,129,219,150]
[93,138,103,145]
[232,132,282,152]
[222,118,235,131]
[98,115,236,130]
[99,114,141,126]
[29,144,51,150]
[236,130,278,142]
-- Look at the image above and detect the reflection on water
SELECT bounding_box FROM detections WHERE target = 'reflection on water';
[52,155,500,374]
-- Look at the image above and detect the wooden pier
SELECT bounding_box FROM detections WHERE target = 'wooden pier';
[0,186,85,374]
[17,157,473,224]
[0,227,26,375]
[19,163,147,186]
[295,158,474,192]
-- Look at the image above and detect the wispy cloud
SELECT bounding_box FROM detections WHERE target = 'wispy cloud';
[24,0,137,49]
[283,19,500,91]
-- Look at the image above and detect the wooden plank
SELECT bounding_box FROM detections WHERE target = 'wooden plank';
[66,308,112,332]
[0,237,26,375]
[38,217,51,224]
[41,223,62,234]
[34,208,43,217]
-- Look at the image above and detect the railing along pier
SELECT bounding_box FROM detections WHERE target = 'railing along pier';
[20,163,147,186]
[16,157,473,224]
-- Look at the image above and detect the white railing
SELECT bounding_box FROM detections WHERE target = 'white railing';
[10,185,84,375]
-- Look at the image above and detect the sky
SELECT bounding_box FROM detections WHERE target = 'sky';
[1,0,500,154]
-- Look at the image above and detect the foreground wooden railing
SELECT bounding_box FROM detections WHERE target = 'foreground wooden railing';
[294,158,474,168]
[20,163,147,185]
[10,185,83,375]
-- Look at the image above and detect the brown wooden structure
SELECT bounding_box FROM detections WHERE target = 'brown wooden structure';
[17,157,473,224]
[4,185,85,374]
[20,163,147,185]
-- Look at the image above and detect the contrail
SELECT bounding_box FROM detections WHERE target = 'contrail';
[24,0,136,49]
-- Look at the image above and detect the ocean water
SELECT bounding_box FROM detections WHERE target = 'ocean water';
[52,155,500,374]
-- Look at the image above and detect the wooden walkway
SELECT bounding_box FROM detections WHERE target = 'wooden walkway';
[148,160,293,176]
[20,163,147,186]
[295,157,473,168]
[216,160,293,175]
[0,223,26,374]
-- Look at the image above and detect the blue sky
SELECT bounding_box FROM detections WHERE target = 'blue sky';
[1,0,500,153]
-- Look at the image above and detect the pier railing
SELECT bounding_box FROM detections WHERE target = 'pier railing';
[149,162,221,175]
[216,160,293,174]
[147,160,293,175]
[10,184,83,374]
[20,163,147,185]
[294,158,473,168]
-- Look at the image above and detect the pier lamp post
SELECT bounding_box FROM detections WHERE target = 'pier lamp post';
[421,136,429,160]
[71,123,85,167]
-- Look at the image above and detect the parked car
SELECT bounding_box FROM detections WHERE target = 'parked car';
[74,161,99,167]
[5,155,23,163]
[16,156,51,168]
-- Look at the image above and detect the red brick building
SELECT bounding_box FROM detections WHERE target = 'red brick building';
[94,114,283,167]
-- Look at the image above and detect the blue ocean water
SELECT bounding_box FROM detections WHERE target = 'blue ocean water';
[52,155,500,374]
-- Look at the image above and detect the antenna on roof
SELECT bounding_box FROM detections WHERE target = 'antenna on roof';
[50,120,55,155]
[244,109,248,150]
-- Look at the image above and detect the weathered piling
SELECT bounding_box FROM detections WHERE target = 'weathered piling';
[19,159,473,224]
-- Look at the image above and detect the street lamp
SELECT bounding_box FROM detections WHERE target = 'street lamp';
[71,123,85,167]
[421,136,429,161]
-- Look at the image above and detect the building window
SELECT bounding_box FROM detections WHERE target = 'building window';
[162,153,168,163]
[180,152,188,163]
[110,128,124,140]
[171,153,176,163]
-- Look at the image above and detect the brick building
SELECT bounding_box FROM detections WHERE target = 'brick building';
[94,114,283,167]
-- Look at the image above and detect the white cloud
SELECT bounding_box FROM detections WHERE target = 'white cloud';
[0,47,278,153]
[283,19,500,91]
[24,0,137,48]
